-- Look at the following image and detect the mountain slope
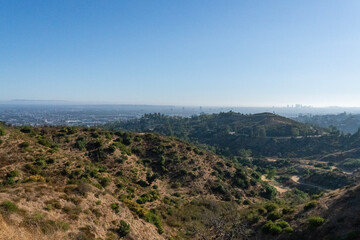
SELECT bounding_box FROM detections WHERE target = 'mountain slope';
[0,123,267,239]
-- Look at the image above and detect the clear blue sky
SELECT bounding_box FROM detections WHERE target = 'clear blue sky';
[1,0,360,107]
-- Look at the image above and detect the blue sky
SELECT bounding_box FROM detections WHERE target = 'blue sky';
[1,0,360,107]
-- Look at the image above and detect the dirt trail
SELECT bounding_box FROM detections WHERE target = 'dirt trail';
[261,175,288,193]
[290,175,326,190]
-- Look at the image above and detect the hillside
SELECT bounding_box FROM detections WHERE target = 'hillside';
[0,123,272,240]
[284,183,360,240]
[1,122,360,240]
[106,112,347,157]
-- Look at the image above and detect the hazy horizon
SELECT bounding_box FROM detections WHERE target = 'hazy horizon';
[2,1,360,106]
[3,99,360,110]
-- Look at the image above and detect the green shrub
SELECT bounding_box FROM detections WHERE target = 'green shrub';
[63,127,77,135]
[282,207,294,214]
[136,191,160,204]
[262,184,277,200]
[6,177,15,185]
[116,155,128,164]
[264,203,278,212]
[308,216,325,228]
[117,220,130,237]
[276,220,289,228]
[35,158,46,167]
[37,137,55,148]
[0,201,19,215]
[86,139,103,150]
[74,138,86,150]
[304,200,317,211]
[111,203,120,213]
[7,170,20,178]
[106,145,116,154]
[267,211,282,221]
[262,220,292,235]
[123,199,147,217]
[262,221,282,235]
[99,177,111,187]
[19,142,30,149]
[20,126,33,134]
[145,210,164,234]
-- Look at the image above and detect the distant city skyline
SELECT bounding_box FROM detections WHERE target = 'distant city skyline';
[1,1,360,107]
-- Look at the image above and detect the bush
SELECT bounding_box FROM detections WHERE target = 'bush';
[0,201,19,215]
[267,211,283,221]
[37,137,55,148]
[308,216,325,228]
[145,210,164,234]
[262,221,282,235]
[276,220,289,228]
[106,145,116,154]
[7,170,20,178]
[264,203,278,212]
[262,184,277,200]
[123,199,147,217]
[283,226,293,232]
[19,142,30,149]
[282,207,294,214]
[20,126,33,134]
[117,220,130,237]
[86,139,102,151]
[99,177,111,187]
[111,203,120,213]
[262,220,292,235]
[116,155,128,164]
[304,200,317,211]
[74,138,86,150]
[136,191,160,204]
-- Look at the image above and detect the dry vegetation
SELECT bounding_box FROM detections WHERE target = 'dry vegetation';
[0,123,268,240]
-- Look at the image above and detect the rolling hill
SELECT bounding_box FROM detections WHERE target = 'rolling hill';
[0,123,271,240]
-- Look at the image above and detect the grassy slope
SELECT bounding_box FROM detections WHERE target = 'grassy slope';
[0,124,266,240]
